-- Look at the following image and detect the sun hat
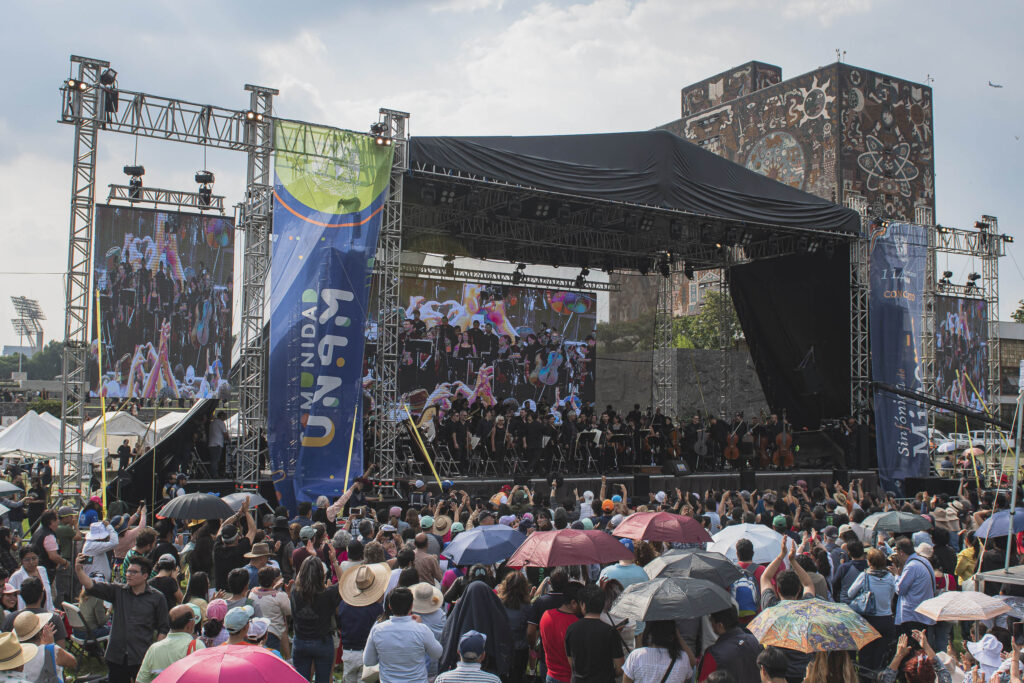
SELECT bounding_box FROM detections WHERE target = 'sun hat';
[420,515,435,529]
[581,518,594,530]
[583,491,594,501]
[0,632,36,671]
[411,582,444,614]
[340,563,391,607]
[433,515,453,535]
[834,492,848,506]
[86,522,110,541]
[932,508,949,522]
[2,584,17,595]
[967,634,1003,670]
[654,491,667,504]
[602,500,614,512]
[458,630,487,662]
[912,531,931,546]
[206,598,228,622]
[224,605,254,633]
[243,542,273,559]
[451,522,465,534]
[246,617,271,641]
[838,524,853,537]
[915,542,934,558]
[12,611,45,642]
[299,526,316,541]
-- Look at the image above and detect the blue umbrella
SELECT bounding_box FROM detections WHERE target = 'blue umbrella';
[976,508,1024,539]
[441,524,525,566]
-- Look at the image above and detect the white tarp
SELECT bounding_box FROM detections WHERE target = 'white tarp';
[84,411,155,451]
[0,410,102,462]
[149,411,190,441]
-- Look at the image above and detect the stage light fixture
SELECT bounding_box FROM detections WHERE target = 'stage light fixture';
[195,170,215,185]
[640,215,656,232]
[658,258,671,279]
[535,201,551,219]
[198,185,213,207]
[574,274,586,288]
[99,68,117,86]
[508,200,523,219]
[123,165,145,200]
[443,256,456,279]
[975,221,990,231]
[968,272,981,281]
[943,270,953,279]
[66,78,87,91]
[580,267,590,277]
[807,239,820,254]
[683,263,695,280]
[740,231,753,248]
[557,204,571,222]
[511,269,523,285]
[1004,234,1015,243]
[245,110,264,122]
[439,187,457,204]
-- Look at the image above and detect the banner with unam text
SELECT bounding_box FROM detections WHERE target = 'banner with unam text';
[869,221,929,492]
[269,121,394,510]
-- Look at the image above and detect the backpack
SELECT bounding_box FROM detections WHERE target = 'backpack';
[731,567,760,618]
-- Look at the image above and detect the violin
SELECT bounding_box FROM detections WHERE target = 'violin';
[773,408,794,469]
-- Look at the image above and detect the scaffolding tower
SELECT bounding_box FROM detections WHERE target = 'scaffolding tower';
[652,261,676,417]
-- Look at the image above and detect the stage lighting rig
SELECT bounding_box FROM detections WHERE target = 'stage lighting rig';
[370,121,392,146]
[557,204,571,222]
[442,256,456,279]
[65,78,87,91]
[244,110,265,123]
[123,164,145,200]
[508,200,523,219]
[965,272,981,293]
[196,170,215,207]
[937,270,953,291]
[1004,234,1015,243]
[511,263,526,285]
[683,262,695,280]
[658,256,671,279]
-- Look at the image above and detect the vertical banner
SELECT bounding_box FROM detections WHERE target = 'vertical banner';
[870,221,929,490]
[269,121,394,510]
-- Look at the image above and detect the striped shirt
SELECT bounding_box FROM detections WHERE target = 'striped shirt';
[435,662,500,683]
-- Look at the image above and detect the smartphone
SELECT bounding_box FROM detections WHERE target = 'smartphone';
[81,555,94,565]
[1014,621,1024,647]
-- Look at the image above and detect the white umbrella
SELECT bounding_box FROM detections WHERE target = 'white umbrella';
[221,492,269,511]
[937,441,957,454]
[708,523,787,563]
[915,591,1010,621]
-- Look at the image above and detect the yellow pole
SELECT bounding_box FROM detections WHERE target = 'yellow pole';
[94,289,108,517]
[343,404,359,490]
[404,404,443,489]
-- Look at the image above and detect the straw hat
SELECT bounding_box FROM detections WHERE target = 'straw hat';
[0,632,36,671]
[12,612,45,643]
[433,515,453,535]
[411,582,443,614]
[340,563,391,607]
[243,542,273,559]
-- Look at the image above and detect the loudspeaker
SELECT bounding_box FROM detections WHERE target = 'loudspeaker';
[739,469,756,492]
[633,474,651,498]
[663,460,690,476]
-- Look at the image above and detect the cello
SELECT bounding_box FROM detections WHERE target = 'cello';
[773,409,794,469]
[723,417,741,463]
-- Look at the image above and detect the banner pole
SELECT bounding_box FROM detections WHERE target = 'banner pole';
[343,404,359,490]
[94,288,108,517]
[404,404,443,489]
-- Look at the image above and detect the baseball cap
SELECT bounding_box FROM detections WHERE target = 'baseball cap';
[581,518,594,530]
[220,523,238,542]
[420,515,434,529]
[246,617,271,641]
[224,605,254,633]
[450,522,465,534]
[823,526,838,539]
[610,514,624,527]
[414,480,425,489]
[389,506,402,518]
[619,538,635,552]
[772,515,787,528]
[299,526,316,541]
[57,506,76,518]
[838,524,853,537]
[601,500,614,512]
[458,630,487,662]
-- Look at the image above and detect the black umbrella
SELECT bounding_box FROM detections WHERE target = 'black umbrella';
[862,511,932,534]
[609,577,734,622]
[158,492,235,520]
[644,549,743,587]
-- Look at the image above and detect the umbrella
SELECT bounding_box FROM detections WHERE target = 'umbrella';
[0,481,23,498]
[748,598,880,653]
[506,529,634,568]
[937,441,957,454]
[708,523,787,564]
[612,512,713,544]
[153,643,306,683]
[221,492,269,511]
[976,509,1024,539]
[442,524,525,566]
[643,549,742,587]
[158,492,235,520]
[609,577,733,622]
[862,511,932,534]
[915,591,1011,621]
[1001,596,1024,620]
[963,447,984,457]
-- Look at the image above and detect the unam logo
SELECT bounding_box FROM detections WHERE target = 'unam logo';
[298,288,353,448]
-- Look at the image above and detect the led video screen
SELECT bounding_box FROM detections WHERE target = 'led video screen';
[935,295,988,411]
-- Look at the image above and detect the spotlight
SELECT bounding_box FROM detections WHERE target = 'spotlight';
[512,269,523,285]
[574,274,586,288]
[195,170,215,185]
[244,110,264,122]
[369,122,387,135]
[807,239,820,254]
[123,165,145,177]
[683,263,695,280]
[580,267,590,277]
[535,202,551,219]
[516,263,527,271]
[66,78,87,91]
[198,185,213,207]
[1004,234,1015,243]
[942,270,953,279]
[669,220,683,240]
[640,215,656,232]
[420,184,437,204]
[965,272,980,293]
[370,122,391,146]
[99,68,117,86]
[123,165,145,200]
[443,256,456,279]
[968,272,981,281]
[439,187,456,204]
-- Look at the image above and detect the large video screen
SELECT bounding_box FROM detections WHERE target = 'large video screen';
[935,295,988,411]
[90,205,234,400]
[365,278,597,413]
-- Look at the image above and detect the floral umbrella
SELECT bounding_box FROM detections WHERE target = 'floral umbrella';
[747,598,880,653]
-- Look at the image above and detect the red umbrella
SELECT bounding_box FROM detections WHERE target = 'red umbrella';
[612,511,713,544]
[154,643,307,683]
[506,529,634,568]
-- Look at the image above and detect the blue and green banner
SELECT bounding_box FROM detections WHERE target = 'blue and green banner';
[869,221,929,492]
[269,121,393,510]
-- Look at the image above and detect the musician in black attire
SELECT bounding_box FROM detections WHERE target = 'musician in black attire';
[626,404,642,426]
[522,413,546,473]
[410,309,427,336]
[559,411,579,453]
[708,416,728,464]
[449,411,469,469]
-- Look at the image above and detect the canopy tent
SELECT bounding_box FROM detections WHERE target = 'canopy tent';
[149,411,190,441]
[0,410,102,462]
[84,411,154,451]
[37,411,62,431]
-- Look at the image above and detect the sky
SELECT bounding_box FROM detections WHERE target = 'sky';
[0,0,1021,352]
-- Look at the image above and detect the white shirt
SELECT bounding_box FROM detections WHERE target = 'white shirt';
[82,525,119,581]
[621,647,692,683]
[9,567,53,612]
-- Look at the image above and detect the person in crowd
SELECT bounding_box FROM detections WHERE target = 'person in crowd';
[1,576,67,647]
[801,651,856,682]
[188,520,217,578]
[496,571,532,683]
[846,547,896,672]
[440,581,513,677]
[8,549,54,613]
[135,604,204,683]
[564,584,625,683]
[414,532,443,585]
[697,606,763,681]
[364,587,443,683]
[878,631,954,683]
[0,529,20,577]
[435,631,500,683]
[223,567,253,611]
[75,571,110,639]
[224,605,255,645]
[0,631,39,683]
[148,554,182,612]
[622,619,695,683]
[54,506,82,604]
[183,571,211,619]
[0,584,17,624]
[759,544,814,682]
[29,511,66,597]
[538,582,581,683]
[244,617,278,654]
[248,566,290,658]
[757,647,789,683]
[291,550,344,683]
[150,519,179,567]
[13,612,76,682]
[242,541,274,590]
[212,500,256,590]
[82,520,119,582]
[832,540,866,603]
[117,527,156,582]
[412,583,447,679]
[337,563,389,683]
[200,599,229,648]
[75,552,170,683]
[598,540,650,589]
[894,537,936,635]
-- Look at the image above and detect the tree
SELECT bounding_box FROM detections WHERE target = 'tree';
[0,340,64,381]
[672,290,743,350]
[1013,299,1024,324]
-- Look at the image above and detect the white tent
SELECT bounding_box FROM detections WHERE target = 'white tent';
[0,410,102,462]
[84,411,155,451]
[149,411,190,441]
[37,412,62,431]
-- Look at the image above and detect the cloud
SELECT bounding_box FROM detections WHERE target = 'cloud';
[430,0,505,12]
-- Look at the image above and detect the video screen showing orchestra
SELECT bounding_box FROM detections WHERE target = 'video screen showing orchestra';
[935,295,988,411]
[90,205,234,400]
[366,278,597,413]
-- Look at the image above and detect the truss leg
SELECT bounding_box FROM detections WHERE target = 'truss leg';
[235,84,278,491]
[652,265,676,418]
[845,197,871,425]
[372,109,410,499]
[717,265,732,419]
[59,56,109,501]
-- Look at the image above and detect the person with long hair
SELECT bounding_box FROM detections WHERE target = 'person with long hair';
[290,550,343,683]
[183,571,210,619]
[847,548,897,673]
[496,571,531,683]
[600,578,636,653]
[621,620,695,683]
[188,519,217,577]
[0,528,19,576]
[801,651,857,682]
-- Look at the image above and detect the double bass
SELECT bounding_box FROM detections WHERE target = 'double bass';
[753,412,771,469]
[723,421,741,462]
[773,409,794,469]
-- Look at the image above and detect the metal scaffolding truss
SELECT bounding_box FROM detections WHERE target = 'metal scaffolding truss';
[844,196,871,420]
[717,265,732,418]
[392,261,620,292]
[106,184,226,212]
[57,56,106,499]
[652,263,676,418]
[372,109,409,493]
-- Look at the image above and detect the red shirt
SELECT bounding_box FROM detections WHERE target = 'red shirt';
[539,608,578,683]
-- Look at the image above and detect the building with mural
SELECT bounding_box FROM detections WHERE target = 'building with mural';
[608,59,935,324]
